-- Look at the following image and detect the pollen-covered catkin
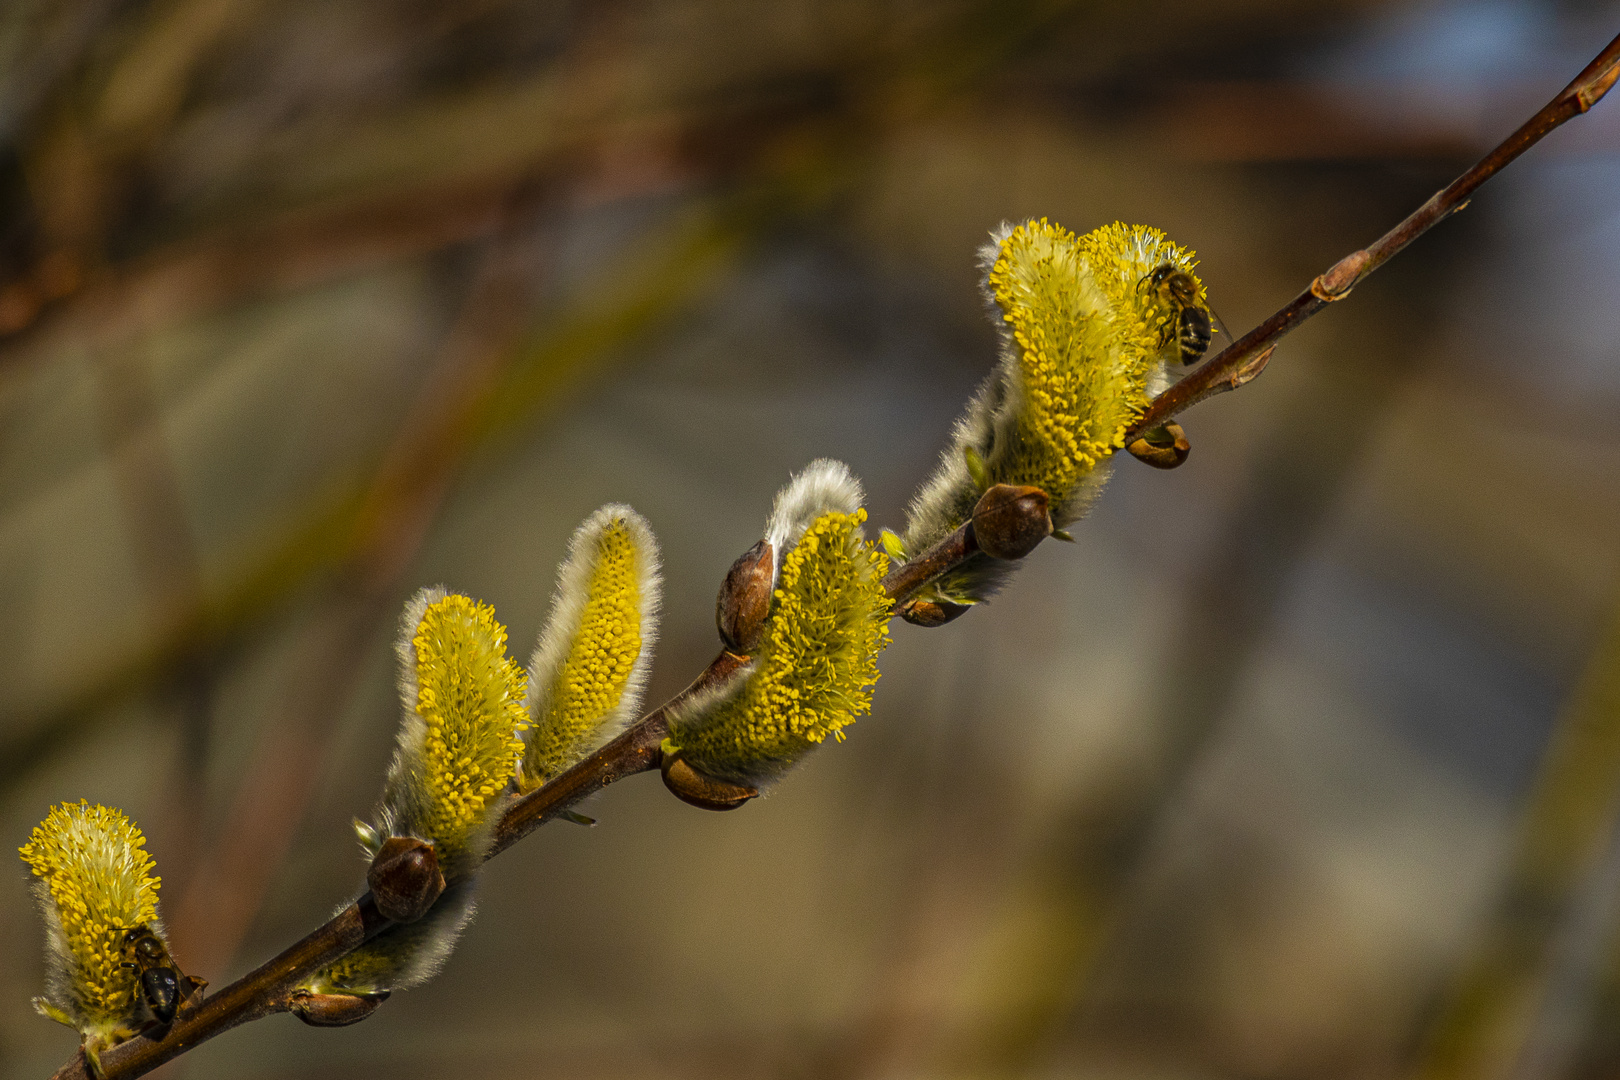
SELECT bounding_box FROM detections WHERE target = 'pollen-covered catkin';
[19,802,164,1057]
[900,219,1205,606]
[307,589,529,999]
[368,589,528,876]
[665,505,890,788]
[522,506,661,790]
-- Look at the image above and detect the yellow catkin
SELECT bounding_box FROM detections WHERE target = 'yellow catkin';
[412,595,528,849]
[673,510,890,781]
[20,802,160,1034]
[524,522,642,789]
[985,218,1194,499]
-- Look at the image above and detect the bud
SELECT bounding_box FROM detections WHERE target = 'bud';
[970,484,1052,560]
[661,752,759,811]
[302,589,526,1003]
[716,539,773,652]
[896,597,971,627]
[366,837,445,924]
[290,990,390,1027]
[1125,421,1190,470]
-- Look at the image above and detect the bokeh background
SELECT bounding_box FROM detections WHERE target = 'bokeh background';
[1,1,1619,1078]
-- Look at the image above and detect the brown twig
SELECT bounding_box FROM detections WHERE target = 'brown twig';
[1126,30,1620,441]
[46,30,1620,1080]
[51,533,948,1080]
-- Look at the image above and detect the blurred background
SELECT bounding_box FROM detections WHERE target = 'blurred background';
[1,1,1618,1078]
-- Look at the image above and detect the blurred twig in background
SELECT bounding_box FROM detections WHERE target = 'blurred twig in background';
[1413,604,1620,1080]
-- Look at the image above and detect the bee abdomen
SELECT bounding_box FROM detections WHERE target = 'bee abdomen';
[1178,307,1212,365]
[141,967,181,1026]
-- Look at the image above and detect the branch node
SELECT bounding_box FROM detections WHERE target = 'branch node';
[1231,345,1276,389]
[1311,250,1370,300]
[1572,53,1620,110]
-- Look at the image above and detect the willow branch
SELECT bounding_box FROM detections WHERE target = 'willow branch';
[1126,30,1620,441]
[48,30,1620,1080]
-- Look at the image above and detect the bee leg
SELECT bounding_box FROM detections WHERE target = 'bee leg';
[1126,421,1190,469]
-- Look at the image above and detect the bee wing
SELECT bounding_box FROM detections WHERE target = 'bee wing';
[1206,305,1236,358]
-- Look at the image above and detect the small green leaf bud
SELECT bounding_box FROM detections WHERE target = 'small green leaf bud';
[963,445,989,490]
[896,597,972,627]
[289,990,390,1027]
[366,837,445,924]
[660,749,759,811]
[716,539,774,653]
[969,484,1052,560]
[878,528,907,562]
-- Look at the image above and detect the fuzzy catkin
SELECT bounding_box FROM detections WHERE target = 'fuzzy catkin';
[19,802,163,1044]
[667,508,890,786]
[522,506,661,790]
[900,219,1204,605]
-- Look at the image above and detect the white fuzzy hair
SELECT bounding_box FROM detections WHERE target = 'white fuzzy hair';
[306,878,478,995]
[763,459,864,583]
[524,504,663,769]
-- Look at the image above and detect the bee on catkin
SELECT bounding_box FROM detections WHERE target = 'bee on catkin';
[897,219,1210,609]
[20,802,200,1076]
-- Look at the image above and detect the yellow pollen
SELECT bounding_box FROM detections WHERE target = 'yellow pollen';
[673,510,890,777]
[524,521,644,789]
[20,802,160,1028]
[985,219,1200,499]
[412,595,528,847]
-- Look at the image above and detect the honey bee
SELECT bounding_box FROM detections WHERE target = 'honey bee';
[1129,263,1229,470]
[120,927,203,1038]
[1142,263,1214,365]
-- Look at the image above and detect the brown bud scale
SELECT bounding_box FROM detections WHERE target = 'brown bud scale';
[1126,421,1191,470]
[661,753,758,811]
[290,991,391,1027]
[897,597,971,627]
[366,836,446,923]
[717,540,774,652]
[970,484,1052,560]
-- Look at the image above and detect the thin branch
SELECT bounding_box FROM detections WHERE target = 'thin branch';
[1126,30,1620,441]
[46,29,1620,1080]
